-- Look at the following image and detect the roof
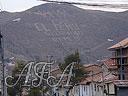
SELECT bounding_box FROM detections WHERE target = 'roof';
[79,64,102,84]
[80,72,103,85]
[79,64,117,85]
[114,80,128,87]
[108,38,128,50]
[104,74,118,82]
[103,59,117,69]
[83,64,101,72]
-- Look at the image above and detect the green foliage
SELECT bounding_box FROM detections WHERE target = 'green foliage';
[7,59,49,96]
[7,59,27,96]
[59,51,87,84]
[28,87,42,96]
[59,51,80,70]
[72,64,86,84]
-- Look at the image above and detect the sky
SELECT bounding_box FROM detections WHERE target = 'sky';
[0,0,44,12]
[1,0,128,12]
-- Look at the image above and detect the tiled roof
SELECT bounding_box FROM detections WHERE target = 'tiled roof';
[80,72,117,85]
[80,72,103,84]
[114,80,128,87]
[83,64,102,72]
[108,38,128,50]
[79,64,117,85]
[103,59,117,69]
[79,64,102,84]
[104,74,118,82]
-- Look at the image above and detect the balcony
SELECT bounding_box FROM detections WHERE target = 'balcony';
[111,50,128,59]
[111,55,128,59]
[117,63,128,66]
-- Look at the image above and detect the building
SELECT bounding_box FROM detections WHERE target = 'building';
[51,66,69,96]
[69,64,103,96]
[51,60,118,96]
[102,59,117,96]
[69,64,116,96]
[108,38,128,96]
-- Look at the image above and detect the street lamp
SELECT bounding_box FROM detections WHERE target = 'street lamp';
[117,42,123,80]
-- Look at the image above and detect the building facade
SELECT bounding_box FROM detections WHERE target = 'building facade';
[69,64,116,96]
[108,38,128,96]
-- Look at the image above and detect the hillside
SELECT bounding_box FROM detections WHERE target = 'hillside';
[1,3,128,63]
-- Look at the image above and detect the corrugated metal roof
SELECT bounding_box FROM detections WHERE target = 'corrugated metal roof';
[108,38,128,50]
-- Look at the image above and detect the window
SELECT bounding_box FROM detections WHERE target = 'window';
[122,66,125,71]
[123,74,125,80]
[119,74,125,80]
[86,86,88,95]
[122,58,127,65]
[119,74,120,80]
[84,86,86,91]
[66,91,68,96]
[94,84,97,91]
[97,86,99,92]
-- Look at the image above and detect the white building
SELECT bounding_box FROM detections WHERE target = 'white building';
[69,63,117,96]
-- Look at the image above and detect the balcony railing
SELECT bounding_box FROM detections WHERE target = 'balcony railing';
[111,51,128,59]
[109,62,128,66]
[111,55,128,59]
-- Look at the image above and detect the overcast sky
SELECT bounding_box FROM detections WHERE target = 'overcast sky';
[1,0,128,12]
[0,0,44,12]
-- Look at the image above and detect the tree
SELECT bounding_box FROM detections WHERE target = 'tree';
[7,59,26,96]
[28,87,42,96]
[7,60,43,96]
[59,51,87,92]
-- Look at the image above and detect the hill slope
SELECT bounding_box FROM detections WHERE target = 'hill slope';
[1,3,128,63]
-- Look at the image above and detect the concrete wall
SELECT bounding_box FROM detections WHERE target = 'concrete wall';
[69,83,103,96]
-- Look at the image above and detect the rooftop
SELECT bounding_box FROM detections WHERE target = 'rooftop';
[108,38,128,50]
[80,63,117,85]
[103,59,117,69]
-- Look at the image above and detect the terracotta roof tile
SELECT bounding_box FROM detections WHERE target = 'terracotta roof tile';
[79,64,102,84]
[108,38,128,50]
[80,64,117,85]
[103,59,117,69]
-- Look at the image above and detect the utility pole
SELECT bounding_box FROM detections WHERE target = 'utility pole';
[120,46,123,80]
[0,30,5,96]
[47,55,53,95]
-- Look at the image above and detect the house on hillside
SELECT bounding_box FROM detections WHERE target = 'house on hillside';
[51,60,117,96]
[69,64,116,96]
[108,38,128,96]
